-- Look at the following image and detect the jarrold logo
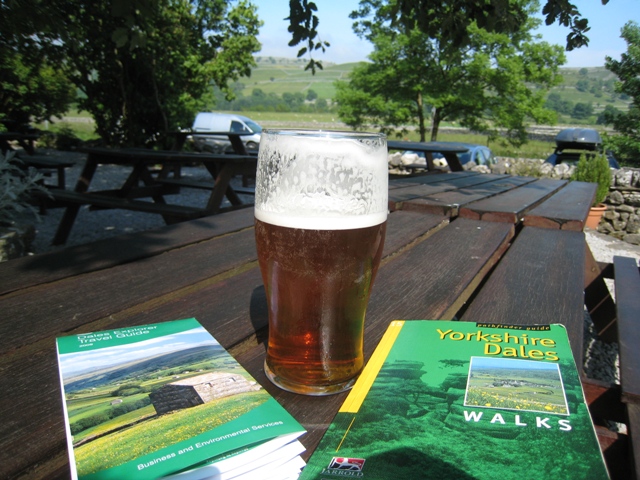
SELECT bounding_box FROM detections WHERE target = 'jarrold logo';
[321,457,366,477]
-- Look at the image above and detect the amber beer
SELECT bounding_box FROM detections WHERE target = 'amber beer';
[255,130,388,395]
[255,217,386,394]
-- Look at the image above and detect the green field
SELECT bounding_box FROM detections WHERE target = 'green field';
[74,390,269,476]
[40,59,629,160]
[41,111,560,159]
[243,59,631,115]
[465,364,568,415]
[243,57,356,98]
[62,345,271,477]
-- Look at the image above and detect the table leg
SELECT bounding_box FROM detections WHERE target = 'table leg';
[425,152,435,171]
[52,205,82,245]
[52,156,99,245]
[57,166,66,189]
[228,135,248,155]
[203,163,242,213]
[134,162,185,224]
[443,152,463,172]
[584,243,617,341]
[75,156,99,194]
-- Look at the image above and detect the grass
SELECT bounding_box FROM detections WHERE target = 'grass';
[244,59,355,98]
[37,109,559,159]
[35,61,629,159]
[73,389,270,476]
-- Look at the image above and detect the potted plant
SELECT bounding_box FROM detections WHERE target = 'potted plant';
[571,150,612,229]
[0,151,48,261]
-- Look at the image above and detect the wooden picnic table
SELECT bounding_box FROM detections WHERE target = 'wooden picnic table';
[169,130,255,154]
[47,146,257,245]
[0,171,634,479]
[0,131,40,155]
[387,139,468,172]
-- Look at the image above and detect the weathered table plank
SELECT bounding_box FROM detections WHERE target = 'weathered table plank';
[0,228,260,352]
[388,171,479,190]
[459,177,567,223]
[523,180,596,231]
[461,226,586,367]
[402,175,534,216]
[366,218,515,322]
[389,173,503,210]
[627,403,640,480]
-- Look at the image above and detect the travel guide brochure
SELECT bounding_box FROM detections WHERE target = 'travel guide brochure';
[56,317,306,480]
[299,320,609,479]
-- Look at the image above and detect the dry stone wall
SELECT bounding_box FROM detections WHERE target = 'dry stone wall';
[600,169,640,244]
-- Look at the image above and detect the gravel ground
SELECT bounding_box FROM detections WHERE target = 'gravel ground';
[27,150,640,388]
[581,229,640,386]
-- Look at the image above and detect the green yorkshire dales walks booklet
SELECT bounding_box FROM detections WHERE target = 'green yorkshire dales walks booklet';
[56,318,306,480]
[300,320,609,480]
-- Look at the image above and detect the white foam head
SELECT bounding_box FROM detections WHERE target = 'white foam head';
[255,130,388,230]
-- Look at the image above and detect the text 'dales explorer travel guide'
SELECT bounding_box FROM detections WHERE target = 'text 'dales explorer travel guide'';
[56,318,305,480]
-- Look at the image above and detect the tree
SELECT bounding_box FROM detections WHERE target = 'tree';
[604,21,640,166]
[575,79,589,93]
[306,89,318,102]
[62,0,262,146]
[287,0,608,70]
[545,93,573,115]
[571,102,593,120]
[282,92,305,110]
[596,105,620,125]
[0,1,76,130]
[1,0,261,146]
[335,0,565,144]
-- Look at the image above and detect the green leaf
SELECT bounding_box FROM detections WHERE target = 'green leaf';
[111,28,129,48]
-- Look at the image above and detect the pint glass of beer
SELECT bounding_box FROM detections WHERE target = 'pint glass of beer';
[254,130,388,395]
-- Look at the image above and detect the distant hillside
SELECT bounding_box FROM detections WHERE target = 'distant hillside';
[241,56,358,99]
[242,57,631,117]
[63,345,226,392]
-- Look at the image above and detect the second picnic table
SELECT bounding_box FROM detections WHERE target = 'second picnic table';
[47,146,257,245]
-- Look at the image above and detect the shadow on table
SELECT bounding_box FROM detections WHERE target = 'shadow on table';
[308,447,477,479]
[249,285,269,350]
[0,217,243,295]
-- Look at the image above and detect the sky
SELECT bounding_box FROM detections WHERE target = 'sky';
[59,327,217,378]
[251,0,640,68]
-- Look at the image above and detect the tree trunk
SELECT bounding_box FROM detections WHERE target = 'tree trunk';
[416,93,426,142]
[430,107,441,141]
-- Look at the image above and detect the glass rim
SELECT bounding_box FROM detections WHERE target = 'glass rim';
[262,129,386,140]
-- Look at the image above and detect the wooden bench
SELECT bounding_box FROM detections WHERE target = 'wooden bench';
[583,255,640,479]
[156,177,255,195]
[39,189,205,221]
[18,155,75,189]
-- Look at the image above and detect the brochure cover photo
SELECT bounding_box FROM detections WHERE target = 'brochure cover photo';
[56,318,305,480]
[300,320,609,480]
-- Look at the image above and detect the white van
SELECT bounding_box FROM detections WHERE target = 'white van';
[191,113,262,153]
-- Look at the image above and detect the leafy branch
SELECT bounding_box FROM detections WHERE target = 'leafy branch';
[286,0,330,74]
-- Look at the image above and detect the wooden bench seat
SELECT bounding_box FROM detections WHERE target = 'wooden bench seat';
[18,154,75,189]
[583,255,640,479]
[156,177,255,195]
[39,189,205,219]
